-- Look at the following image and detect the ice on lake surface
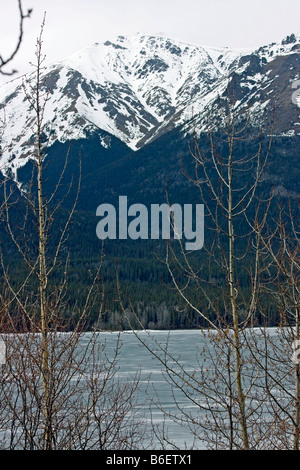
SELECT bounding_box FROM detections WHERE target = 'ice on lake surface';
[88,329,211,449]
[1,327,290,450]
[87,327,290,450]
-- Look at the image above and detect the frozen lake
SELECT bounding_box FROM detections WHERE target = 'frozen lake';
[1,327,292,450]
[88,327,293,450]
[92,329,211,449]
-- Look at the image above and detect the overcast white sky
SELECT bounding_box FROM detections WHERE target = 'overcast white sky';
[0,0,299,85]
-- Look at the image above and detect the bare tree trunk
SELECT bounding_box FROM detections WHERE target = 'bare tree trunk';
[227,134,249,449]
[31,16,51,449]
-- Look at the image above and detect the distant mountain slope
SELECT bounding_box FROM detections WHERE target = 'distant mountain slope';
[0,33,299,179]
[0,33,299,330]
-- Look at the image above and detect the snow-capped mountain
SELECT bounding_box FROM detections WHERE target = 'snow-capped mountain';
[0,33,299,177]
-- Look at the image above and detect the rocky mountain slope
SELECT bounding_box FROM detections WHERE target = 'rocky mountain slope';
[0,33,299,179]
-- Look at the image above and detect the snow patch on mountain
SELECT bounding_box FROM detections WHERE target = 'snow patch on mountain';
[0,32,299,178]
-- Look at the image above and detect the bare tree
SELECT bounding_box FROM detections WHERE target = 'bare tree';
[127,86,299,451]
[0,15,147,450]
[117,84,277,449]
[246,199,300,449]
[165,87,273,448]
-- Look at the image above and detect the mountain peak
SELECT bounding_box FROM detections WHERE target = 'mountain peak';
[0,33,299,178]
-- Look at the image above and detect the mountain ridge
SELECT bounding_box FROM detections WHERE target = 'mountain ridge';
[0,32,299,179]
